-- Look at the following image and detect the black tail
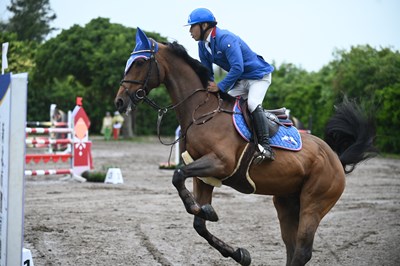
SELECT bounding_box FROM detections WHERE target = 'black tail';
[324,98,378,174]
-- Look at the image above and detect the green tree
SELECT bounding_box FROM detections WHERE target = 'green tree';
[267,63,326,134]
[2,0,56,43]
[0,32,38,74]
[330,45,400,153]
[31,18,169,134]
[331,45,400,105]
[374,84,400,153]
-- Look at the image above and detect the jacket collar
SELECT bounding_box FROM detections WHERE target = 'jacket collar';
[205,27,217,43]
[211,27,217,38]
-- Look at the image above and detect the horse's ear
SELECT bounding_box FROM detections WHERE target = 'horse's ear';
[125,28,159,74]
[134,27,151,51]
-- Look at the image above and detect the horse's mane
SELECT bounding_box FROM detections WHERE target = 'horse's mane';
[164,41,209,88]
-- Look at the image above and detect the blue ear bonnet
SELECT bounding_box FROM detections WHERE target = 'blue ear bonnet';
[124,27,159,74]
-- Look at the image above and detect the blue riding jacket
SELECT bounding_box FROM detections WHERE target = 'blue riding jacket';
[198,27,274,92]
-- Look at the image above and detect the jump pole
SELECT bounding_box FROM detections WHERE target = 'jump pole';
[25,127,73,134]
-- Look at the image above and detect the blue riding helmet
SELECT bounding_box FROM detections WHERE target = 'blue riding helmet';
[186,8,216,25]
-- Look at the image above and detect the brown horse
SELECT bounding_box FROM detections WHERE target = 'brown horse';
[114,30,376,266]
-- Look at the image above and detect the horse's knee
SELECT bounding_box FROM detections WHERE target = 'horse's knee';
[193,217,207,237]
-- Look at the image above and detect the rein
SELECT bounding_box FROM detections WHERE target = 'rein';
[141,89,236,166]
[135,87,208,166]
[148,88,208,145]
[152,91,238,146]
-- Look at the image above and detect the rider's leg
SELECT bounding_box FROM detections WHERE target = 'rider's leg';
[228,73,275,161]
[251,105,275,161]
[247,73,275,161]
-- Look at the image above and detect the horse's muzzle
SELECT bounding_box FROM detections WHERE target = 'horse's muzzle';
[115,96,135,114]
[114,97,125,112]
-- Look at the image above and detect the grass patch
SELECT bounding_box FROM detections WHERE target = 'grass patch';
[378,153,400,159]
[81,170,107,182]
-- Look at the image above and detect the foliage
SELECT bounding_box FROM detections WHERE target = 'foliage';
[265,45,400,153]
[31,18,167,132]
[331,45,400,106]
[267,63,335,136]
[329,45,400,153]
[374,84,400,152]
[1,0,56,43]
[0,32,37,74]
[0,32,40,118]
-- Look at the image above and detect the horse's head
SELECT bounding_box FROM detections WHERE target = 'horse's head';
[115,28,162,113]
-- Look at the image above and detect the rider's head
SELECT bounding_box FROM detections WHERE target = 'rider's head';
[186,8,217,41]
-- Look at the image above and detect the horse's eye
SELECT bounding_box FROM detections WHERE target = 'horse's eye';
[135,59,146,67]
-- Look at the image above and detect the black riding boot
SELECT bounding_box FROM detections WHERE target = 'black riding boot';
[251,105,275,162]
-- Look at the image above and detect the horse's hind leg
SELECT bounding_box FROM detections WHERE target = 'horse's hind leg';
[273,195,300,266]
[287,167,345,266]
[194,216,252,266]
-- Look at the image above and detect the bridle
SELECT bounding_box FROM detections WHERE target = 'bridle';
[119,39,161,107]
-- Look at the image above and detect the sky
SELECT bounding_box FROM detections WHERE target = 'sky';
[1,0,399,72]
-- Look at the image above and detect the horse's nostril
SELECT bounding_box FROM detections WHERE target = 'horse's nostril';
[115,98,124,109]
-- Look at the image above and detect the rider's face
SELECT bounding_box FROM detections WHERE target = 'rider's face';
[189,24,202,41]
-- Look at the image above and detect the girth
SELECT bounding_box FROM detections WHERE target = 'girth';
[181,143,257,194]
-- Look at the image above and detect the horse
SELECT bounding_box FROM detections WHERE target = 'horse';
[114,29,376,266]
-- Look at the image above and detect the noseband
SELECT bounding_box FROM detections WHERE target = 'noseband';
[120,39,160,105]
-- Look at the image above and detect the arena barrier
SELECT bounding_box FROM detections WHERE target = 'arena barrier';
[1,71,27,266]
[24,97,93,180]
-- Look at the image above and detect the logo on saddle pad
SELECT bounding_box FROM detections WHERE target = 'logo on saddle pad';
[232,100,302,151]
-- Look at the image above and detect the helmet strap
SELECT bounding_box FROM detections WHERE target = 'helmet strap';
[199,23,214,41]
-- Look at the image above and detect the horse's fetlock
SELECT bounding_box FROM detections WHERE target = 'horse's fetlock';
[193,217,207,236]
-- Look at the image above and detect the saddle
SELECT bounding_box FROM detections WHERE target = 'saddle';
[236,99,293,139]
[232,98,302,151]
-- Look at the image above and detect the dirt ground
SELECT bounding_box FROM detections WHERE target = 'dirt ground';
[24,137,400,266]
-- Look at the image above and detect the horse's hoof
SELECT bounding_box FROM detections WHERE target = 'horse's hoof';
[236,248,251,266]
[200,204,219,222]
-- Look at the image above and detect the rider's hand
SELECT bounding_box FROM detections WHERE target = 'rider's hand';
[207,81,220,92]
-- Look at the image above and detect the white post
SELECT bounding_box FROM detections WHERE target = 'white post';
[49,104,57,153]
[0,73,28,266]
[1,43,8,75]
[174,126,181,166]
[64,110,72,154]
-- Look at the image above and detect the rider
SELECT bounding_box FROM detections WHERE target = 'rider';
[186,8,275,161]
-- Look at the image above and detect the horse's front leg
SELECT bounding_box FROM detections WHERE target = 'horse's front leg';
[192,178,251,265]
[172,153,222,221]
[194,216,251,266]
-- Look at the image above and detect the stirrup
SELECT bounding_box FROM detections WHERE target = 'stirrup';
[254,144,275,164]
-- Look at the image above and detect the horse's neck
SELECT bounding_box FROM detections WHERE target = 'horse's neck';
[164,68,208,129]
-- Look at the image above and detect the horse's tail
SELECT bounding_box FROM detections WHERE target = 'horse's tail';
[324,98,378,174]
